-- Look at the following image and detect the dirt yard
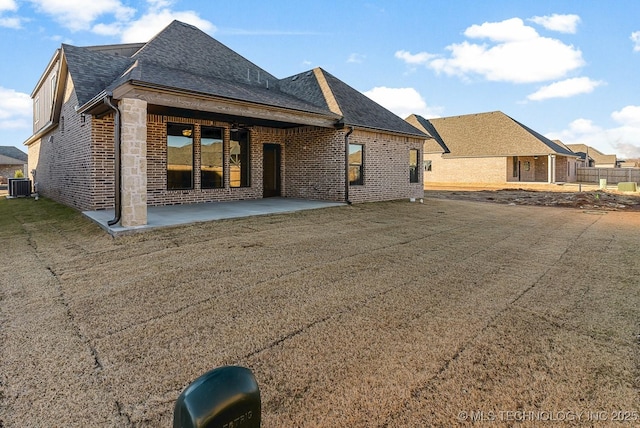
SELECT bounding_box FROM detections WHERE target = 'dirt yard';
[424,184,640,212]
[1,193,639,427]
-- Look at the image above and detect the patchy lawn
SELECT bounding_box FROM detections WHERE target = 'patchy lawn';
[1,196,639,427]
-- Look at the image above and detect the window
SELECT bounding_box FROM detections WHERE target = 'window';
[424,160,432,172]
[349,143,363,185]
[512,156,518,177]
[201,126,224,188]
[167,123,194,189]
[409,149,419,183]
[230,129,250,187]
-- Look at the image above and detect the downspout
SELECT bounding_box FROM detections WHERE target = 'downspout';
[104,94,121,226]
[344,126,354,204]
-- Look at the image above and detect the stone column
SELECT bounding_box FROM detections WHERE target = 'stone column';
[119,98,147,227]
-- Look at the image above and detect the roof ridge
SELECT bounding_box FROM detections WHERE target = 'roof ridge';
[312,68,343,116]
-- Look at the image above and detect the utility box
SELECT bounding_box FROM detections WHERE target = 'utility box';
[599,178,607,189]
[8,179,31,197]
[617,182,638,192]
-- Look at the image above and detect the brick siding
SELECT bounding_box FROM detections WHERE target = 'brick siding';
[28,78,95,211]
[31,100,426,210]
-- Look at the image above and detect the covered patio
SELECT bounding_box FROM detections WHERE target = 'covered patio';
[83,198,345,236]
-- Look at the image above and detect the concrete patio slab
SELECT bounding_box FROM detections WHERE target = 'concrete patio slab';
[83,197,345,235]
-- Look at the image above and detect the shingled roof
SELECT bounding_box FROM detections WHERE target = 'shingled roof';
[61,20,425,137]
[0,146,28,163]
[279,68,427,137]
[63,44,135,106]
[408,111,577,157]
[565,143,617,165]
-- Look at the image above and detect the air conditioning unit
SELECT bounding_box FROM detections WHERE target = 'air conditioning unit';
[8,178,31,197]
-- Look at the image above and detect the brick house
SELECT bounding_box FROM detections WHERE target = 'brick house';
[565,144,618,168]
[0,146,28,183]
[406,111,580,185]
[25,20,427,227]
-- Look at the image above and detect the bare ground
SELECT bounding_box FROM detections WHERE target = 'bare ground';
[424,186,640,211]
[1,194,639,427]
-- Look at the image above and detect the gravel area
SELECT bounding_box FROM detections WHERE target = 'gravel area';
[1,195,639,426]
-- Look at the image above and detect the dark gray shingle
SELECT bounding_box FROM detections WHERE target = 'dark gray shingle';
[63,44,134,105]
[0,146,28,162]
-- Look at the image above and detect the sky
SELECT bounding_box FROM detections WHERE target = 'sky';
[1,0,640,159]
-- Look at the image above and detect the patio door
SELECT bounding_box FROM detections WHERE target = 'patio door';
[263,144,281,197]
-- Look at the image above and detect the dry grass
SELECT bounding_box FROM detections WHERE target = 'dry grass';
[1,195,639,427]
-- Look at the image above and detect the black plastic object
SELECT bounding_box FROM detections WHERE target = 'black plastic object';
[173,366,261,428]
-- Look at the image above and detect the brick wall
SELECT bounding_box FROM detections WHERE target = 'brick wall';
[0,164,26,181]
[28,76,95,211]
[347,129,424,202]
[283,126,344,201]
[30,98,428,210]
[146,114,267,206]
[426,156,506,184]
[91,113,116,210]
[426,155,579,184]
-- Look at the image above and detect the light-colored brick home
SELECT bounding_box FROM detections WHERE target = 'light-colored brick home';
[25,20,427,227]
[406,111,580,185]
[565,144,618,168]
[0,146,28,183]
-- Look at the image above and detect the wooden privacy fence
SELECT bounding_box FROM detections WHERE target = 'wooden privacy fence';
[577,167,640,184]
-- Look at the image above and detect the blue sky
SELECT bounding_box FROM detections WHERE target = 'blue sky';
[1,0,639,159]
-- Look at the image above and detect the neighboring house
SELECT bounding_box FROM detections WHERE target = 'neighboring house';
[565,144,618,168]
[0,146,28,183]
[406,111,580,185]
[25,21,427,227]
[619,159,640,168]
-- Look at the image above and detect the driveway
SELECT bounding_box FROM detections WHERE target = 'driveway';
[1,196,638,426]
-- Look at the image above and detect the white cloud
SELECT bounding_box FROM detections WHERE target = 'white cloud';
[363,86,442,119]
[27,0,135,32]
[394,50,434,65]
[632,31,640,52]
[0,87,31,130]
[0,16,21,28]
[547,106,640,159]
[527,77,605,101]
[465,17,539,42]
[397,17,585,84]
[529,14,581,34]
[0,0,22,28]
[26,0,214,41]
[118,9,215,43]
[611,105,640,126]
[0,0,17,12]
[347,53,365,64]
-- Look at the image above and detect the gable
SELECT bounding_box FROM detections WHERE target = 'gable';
[281,68,429,137]
[405,114,447,153]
